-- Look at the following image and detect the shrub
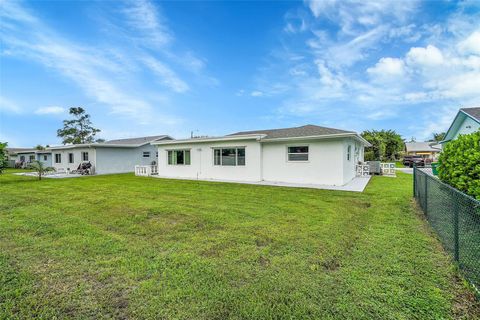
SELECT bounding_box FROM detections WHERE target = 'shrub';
[0,142,7,174]
[438,131,480,199]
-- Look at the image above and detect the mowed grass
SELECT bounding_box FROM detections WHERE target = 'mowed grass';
[0,170,478,319]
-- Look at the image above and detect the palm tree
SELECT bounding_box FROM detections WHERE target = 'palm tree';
[28,160,55,180]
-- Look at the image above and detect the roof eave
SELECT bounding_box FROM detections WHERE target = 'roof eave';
[261,133,372,146]
[152,134,267,145]
[460,108,480,123]
[442,109,479,142]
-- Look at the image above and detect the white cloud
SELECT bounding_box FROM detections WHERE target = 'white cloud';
[0,0,201,125]
[258,1,480,140]
[404,92,428,102]
[367,57,405,77]
[236,89,245,96]
[307,26,387,69]
[406,45,444,67]
[35,106,65,115]
[121,0,171,48]
[306,0,417,35]
[457,30,480,55]
[251,90,264,97]
[142,55,189,93]
[0,96,22,113]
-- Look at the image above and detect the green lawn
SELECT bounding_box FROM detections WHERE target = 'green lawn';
[395,161,406,168]
[0,170,478,319]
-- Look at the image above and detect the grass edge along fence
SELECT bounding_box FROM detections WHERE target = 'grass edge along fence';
[414,167,480,296]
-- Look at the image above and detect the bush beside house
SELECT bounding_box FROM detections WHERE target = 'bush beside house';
[438,131,480,199]
[0,142,7,174]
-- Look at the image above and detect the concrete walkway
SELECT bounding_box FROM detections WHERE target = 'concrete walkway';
[153,175,372,192]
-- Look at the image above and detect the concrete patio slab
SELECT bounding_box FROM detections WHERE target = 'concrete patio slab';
[14,172,84,179]
[152,175,372,192]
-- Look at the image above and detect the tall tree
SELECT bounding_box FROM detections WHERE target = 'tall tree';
[57,107,101,144]
[361,130,404,161]
[0,142,7,174]
[431,132,446,142]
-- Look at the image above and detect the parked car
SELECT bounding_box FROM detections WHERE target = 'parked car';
[403,155,430,167]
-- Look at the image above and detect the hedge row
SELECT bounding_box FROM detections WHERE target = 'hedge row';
[438,131,480,200]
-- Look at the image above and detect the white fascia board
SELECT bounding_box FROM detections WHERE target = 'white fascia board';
[151,134,267,145]
[261,133,372,147]
[443,111,464,142]
[460,109,480,124]
[48,144,142,150]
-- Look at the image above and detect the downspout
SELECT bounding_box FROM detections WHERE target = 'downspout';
[258,136,264,181]
[91,145,97,175]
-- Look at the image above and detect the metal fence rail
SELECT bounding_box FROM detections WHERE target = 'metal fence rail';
[414,167,480,294]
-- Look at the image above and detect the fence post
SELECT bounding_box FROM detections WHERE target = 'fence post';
[453,203,459,262]
[424,173,428,215]
[413,166,416,198]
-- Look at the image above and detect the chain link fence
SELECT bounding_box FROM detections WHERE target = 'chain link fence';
[414,167,480,294]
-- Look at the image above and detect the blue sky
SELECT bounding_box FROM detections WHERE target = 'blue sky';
[1,0,479,147]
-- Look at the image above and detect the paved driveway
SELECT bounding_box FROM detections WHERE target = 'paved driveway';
[396,168,413,174]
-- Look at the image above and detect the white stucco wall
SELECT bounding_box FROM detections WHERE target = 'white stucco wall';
[453,117,480,140]
[95,145,158,174]
[51,147,96,172]
[262,139,347,185]
[156,137,365,186]
[51,144,158,174]
[342,139,356,185]
[37,153,52,167]
[157,140,262,181]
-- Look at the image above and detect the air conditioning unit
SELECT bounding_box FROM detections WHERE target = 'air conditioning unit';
[367,161,381,174]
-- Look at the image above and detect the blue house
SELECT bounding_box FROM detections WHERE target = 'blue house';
[442,107,480,143]
[10,148,52,168]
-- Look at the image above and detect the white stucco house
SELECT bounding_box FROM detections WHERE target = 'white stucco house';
[6,148,52,168]
[151,125,370,186]
[49,135,171,174]
[442,107,480,143]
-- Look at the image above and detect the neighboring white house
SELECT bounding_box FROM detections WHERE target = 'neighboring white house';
[152,125,370,186]
[49,135,172,174]
[6,148,52,168]
[442,107,480,143]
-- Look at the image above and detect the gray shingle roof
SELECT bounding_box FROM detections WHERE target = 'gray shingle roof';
[5,148,37,154]
[461,107,480,121]
[102,135,170,145]
[405,142,442,152]
[228,124,354,139]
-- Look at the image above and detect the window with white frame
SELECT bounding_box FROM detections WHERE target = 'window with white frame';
[287,146,309,161]
[82,152,89,161]
[156,151,158,158]
[55,154,61,163]
[167,150,191,165]
[143,151,151,158]
[213,148,245,166]
[29,155,35,162]
[43,155,48,161]
[347,145,352,161]
[68,153,74,163]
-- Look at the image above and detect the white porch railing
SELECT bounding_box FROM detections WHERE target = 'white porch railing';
[135,165,158,176]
